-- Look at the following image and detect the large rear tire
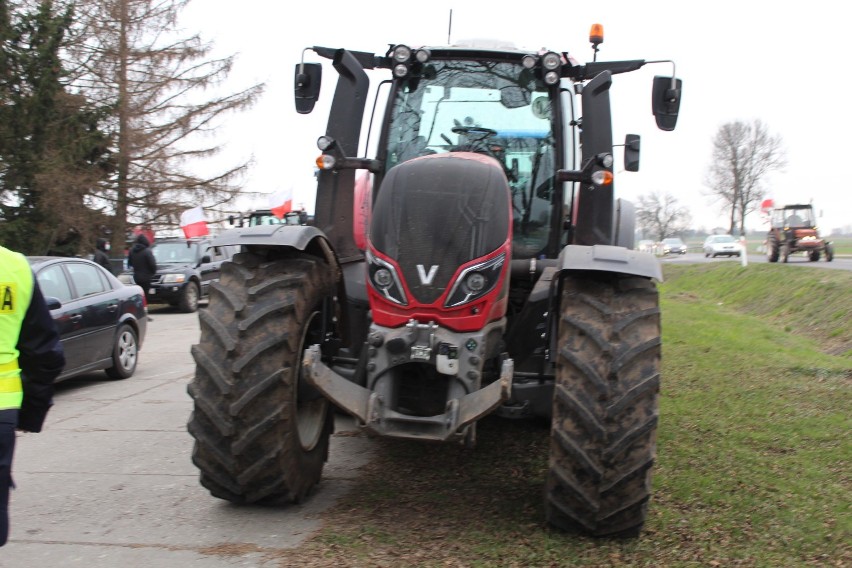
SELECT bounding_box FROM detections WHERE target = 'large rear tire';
[187,251,335,504]
[767,239,779,262]
[546,274,661,538]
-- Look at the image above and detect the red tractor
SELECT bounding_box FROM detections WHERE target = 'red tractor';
[188,28,682,538]
[766,204,833,262]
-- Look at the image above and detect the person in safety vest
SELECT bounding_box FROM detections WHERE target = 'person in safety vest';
[0,245,65,546]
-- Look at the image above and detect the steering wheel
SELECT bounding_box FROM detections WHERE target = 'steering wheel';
[451,126,498,138]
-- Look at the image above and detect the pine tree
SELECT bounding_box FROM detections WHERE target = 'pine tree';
[0,1,111,254]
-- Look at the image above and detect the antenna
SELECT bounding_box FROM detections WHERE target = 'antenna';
[448,9,453,44]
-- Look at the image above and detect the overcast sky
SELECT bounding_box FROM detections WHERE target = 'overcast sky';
[179,1,849,233]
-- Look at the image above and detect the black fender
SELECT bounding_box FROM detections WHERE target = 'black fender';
[211,224,343,283]
[558,244,662,281]
[210,224,364,346]
[211,224,328,252]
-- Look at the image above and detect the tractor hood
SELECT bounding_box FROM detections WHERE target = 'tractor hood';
[369,153,511,305]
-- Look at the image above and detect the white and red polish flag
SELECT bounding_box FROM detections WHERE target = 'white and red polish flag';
[180,206,209,238]
[269,188,293,219]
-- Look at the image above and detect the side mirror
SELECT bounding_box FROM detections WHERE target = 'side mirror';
[294,63,322,114]
[200,255,211,265]
[652,76,682,131]
[624,134,640,172]
[45,296,62,310]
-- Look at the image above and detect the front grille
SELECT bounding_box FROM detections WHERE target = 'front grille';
[393,364,451,417]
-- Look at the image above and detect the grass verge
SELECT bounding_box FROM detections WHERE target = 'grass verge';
[255,264,850,567]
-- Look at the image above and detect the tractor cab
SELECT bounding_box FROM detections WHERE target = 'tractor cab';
[379,54,559,259]
[770,204,815,229]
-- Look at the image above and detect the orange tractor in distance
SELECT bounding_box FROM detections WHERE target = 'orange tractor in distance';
[766,204,833,262]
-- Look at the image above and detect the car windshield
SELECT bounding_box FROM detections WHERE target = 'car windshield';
[248,212,302,226]
[714,235,735,243]
[152,242,199,263]
[663,238,683,245]
[385,58,557,258]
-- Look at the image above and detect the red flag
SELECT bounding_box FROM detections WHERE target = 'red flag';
[180,206,209,238]
[269,188,293,219]
[132,226,156,246]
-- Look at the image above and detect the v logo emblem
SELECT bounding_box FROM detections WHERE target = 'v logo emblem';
[416,264,439,285]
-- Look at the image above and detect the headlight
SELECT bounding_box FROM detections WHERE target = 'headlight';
[541,51,562,70]
[445,254,505,308]
[392,45,412,63]
[393,63,409,78]
[367,250,407,305]
[161,274,186,283]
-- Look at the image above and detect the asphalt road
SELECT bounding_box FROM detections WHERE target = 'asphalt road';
[2,304,373,567]
[659,251,852,271]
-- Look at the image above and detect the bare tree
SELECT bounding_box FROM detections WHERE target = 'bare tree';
[64,0,263,250]
[636,191,691,242]
[705,120,785,235]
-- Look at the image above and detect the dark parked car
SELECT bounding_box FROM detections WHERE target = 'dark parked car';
[119,237,237,312]
[27,256,148,381]
[661,237,688,255]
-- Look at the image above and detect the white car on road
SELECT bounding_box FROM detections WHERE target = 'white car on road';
[703,234,743,258]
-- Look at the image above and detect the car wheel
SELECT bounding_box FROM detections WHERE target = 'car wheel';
[178,281,200,313]
[106,323,138,380]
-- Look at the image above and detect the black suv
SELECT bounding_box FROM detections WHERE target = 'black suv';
[121,237,237,312]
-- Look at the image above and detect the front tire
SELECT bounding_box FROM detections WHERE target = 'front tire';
[767,240,779,262]
[187,251,336,504]
[105,323,139,379]
[546,274,660,538]
[178,281,200,313]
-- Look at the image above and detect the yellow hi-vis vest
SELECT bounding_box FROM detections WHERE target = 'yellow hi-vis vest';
[0,246,33,410]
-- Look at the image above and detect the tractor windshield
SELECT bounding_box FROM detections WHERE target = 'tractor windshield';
[771,206,815,228]
[384,59,556,258]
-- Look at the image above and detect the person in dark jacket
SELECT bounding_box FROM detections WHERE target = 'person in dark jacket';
[127,234,157,296]
[0,245,65,546]
[93,238,112,273]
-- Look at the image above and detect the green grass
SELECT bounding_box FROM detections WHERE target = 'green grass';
[265,264,850,568]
